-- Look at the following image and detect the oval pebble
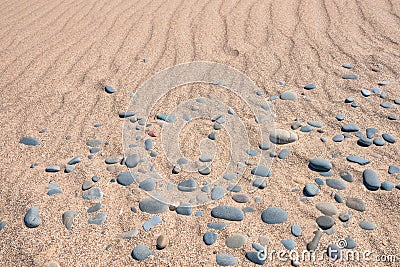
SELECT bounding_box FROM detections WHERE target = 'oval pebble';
[332,134,344,142]
[211,186,225,200]
[156,235,169,250]
[131,244,154,261]
[381,181,395,191]
[88,203,103,213]
[339,171,354,182]
[261,207,288,224]
[207,222,227,230]
[88,213,106,225]
[346,155,369,165]
[280,91,297,100]
[225,234,246,248]
[24,206,41,228]
[362,169,381,191]
[125,154,140,168]
[316,202,338,216]
[82,187,103,200]
[198,165,211,175]
[341,124,359,132]
[117,172,136,186]
[216,254,237,266]
[139,198,168,214]
[345,237,356,249]
[232,194,250,203]
[278,149,290,159]
[269,129,298,144]
[203,231,218,245]
[178,178,197,192]
[309,158,332,172]
[303,184,319,197]
[291,224,302,237]
[143,216,162,231]
[62,210,77,230]
[176,204,192,216]
[361,89,371,96]
[211,206,244,221]
[326,178,346,190]
[139,178,155,191]
[281,239,296,250]
[342,74,358,80]
[316,216,335,230]
[359,221,375,230]
[382,133,396,143]
[346,198,366,212]
[327,244,342,260]
[373,138,385,146]
[45,166,60,172]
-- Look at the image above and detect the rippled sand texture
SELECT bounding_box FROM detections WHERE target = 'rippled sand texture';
[0,0,399,266]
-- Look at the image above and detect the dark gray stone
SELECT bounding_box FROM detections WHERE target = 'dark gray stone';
[19,136,40,146]
[139,198,168,214]
[24,206,41,228]
[211,206,244,221]
[362,169,381,191]
[261,207,288,224]
[131,244,154,261]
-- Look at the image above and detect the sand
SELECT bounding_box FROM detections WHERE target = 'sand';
[0,0,399,266]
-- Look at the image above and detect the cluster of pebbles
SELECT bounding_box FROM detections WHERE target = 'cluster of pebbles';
[7,64,399,266]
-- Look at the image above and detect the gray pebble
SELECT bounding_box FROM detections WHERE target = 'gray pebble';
[216,253,237,266]
[326,178,346,190]
[117,172,136,186]
[309,158,332,172]
[211,206,244,221]
[203,231,217,245]
[280,91,297,100]
[345,198,366,212]
[143,216,162,230]
[327,244,342,260]
[139,178,155,191]
[88,213,106,225]
[362,169,381,191]
[225,234,246,248]
[88,203,103,213]
[125,154,140,168]
[208,222,227,230]
[45,166,60,172]
[178,178,196,192]
[176,204,192,216]
[24,206,41,228]
[211,186,225,200]
[139,198,168,214]
[62,210,77,230]
[316,216,335,230]
[346,155,370,165]
[232,194,250,203]
[278,149,290,159]
[261,207,288,224]
[291,224,302,237]
[316,202,338,216]
[131,244,154,261]
[82,187,103,200]
[359,221,375,230]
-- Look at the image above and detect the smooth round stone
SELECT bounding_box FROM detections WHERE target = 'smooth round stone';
[316,216,335,230]
[117,172,136,186]
[226,234,246,248]
[357,137,373,147]
[105,157,119,164]
[320,170,334,177]
[0,221,6,231]
[381,181,395,191]
[361,89,371,97]
[314,178,325,186]
[269,95,279,101]
[88,203,103,213]
[326,179,346,190]
[143,216,162,230]
[198,165,211,175]
[227,185,242,192]
[355,131,364,138]
[82,187,103,200]
[395,99,400,104]
[291,224,302,237]
[89,147,101,154]
[246,149,258,156]
[131,244,154,261]
[119,111,135,118]
[19,136,40,146]
[62,210,77,230]
[373,138,385,146]
[88,212,106,225]
[278,149,290,159]
[280,91,297,100]
[195,210,204,217]
[64,165,74,173]
[342,64,353,69]
[45,166,60,172]
[346,198,366,212]
[92,176,99,182]
[382,133,396,143]
[139,198,168,214]
[316,203,338,216]
[366,128,378,139]
[210,186,225,200]
[343,133,351,138]
[308,121,323,128]
[388,115,397,120]
[207,222,227,230]
[339,211,351,222]
[380,102,393,108]
[216,254,237,266]
[138,178,155,191]
[345,237,356,249]
[232,194,250,203]
[334,193,343,203]
[362,169,381,191]
[341,124,359,132]
[144,139,153,150]
[82,181,94,191]
[281,239,296,250]
[86,139,102,147]
[211,206,244,221]
[346,155,369,165]
[304,84,316,90]
[269,129,298,144]
[303,184,319,197]
[253,178,267,189]
[300,125,312,132]
[371,87,381,94]
[47,188,63,195]
[345,97,354,103]
[176,204,192,216]
[336,114,344,121]
[359,221,375,230]
[223,174,237,181]
[24,206,41,228]
[351,102,358,107]
[199,155,213,162]
[156,235,169,250]
[327,244,342,260]
[245,251,266,265]
[251,166,272,177]
[177,178,197,192]
[339,171,354,182]
[203,231,218,245]
[156,113,177,123]
[342,74,358,80]
[332,134,344,142]
[208,132,217,140]
[378,80,390,86]
[309,158,332,172]
[125,154,140,168]
[105,85,115,93]
[389,165,400,174]
[67,156,81,165]
[261,207,288,224]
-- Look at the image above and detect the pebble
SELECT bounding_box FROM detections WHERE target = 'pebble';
[86,139,102,147]
[304,84,316,90]
[382,133,396,143]
[67,156,81,165]
[232,194,250,203]
[281,239,296,250]
[339,171,354,182]
[373,137,386,146]
[309,158,332,172]
[316,202,338,216]
[119,111,135,118]
[246,149,258,156]
[278,149,290,159]
[88,213,106,225]
[198,165,211,175]
[334,193,343,203]
[388,115,397,120]
[105,157,120,164]
[332,134,344,142]
[139,198,168,214]
[82,181,94,191]
[131,244,154,261]
[366,128,378,139]
[261,207,288,224]
[178,178,197,192]
[211,206,244,221]
[345,97,354,103]
[345,237,356,249]
[280,91,297,100]
[245,251,266,265]
[291,224,302,237]
[92,176,99,182]
[143,216,162,230]
[117,229,139,239]
[19,136,40,146]
[269,129,298,144]
[361,89,371,96]
[117,172,136,186]
[203,231,218,245]
[359,221,375,230]
[314,178,325,186]
[316,216,335,230]
[362,169,381,191]
[64,165,74,173]
[380,92,387,98]
[327,244,342,260]
[47,188,63,195]
[176,204,192,216]
[346,198,366,212]
[156,114,177,123]
[300,125,313,132]
[0,221,6,231]
[82,187,103,200]
[380,102,393,108]
[381,181,395,191]
[62,210,77,230]
[105,85,115,93]
[226,234,246,248]
[216,254,237,266]
[346,155,370,165]
[357,137,372,147]
[139,178,155,191]
[389,165,400,174]
[303,184,319,197]
[342,64,353,69]
[125,154,140,168]
[342,74,358,80]
[90,147,101,154]
[336,114,344,121]
[199,155,213,162]
[88,203,103,213]
[144,139,153,150]
[24,206,41,228]
[251,166,272,177]
[395,99,400,104]
[326,178,346,190]
[45,166,61,172]
[341,124,359,132]
[156,235,169,250]
[207,222,227,230]
[227,185,242,192]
